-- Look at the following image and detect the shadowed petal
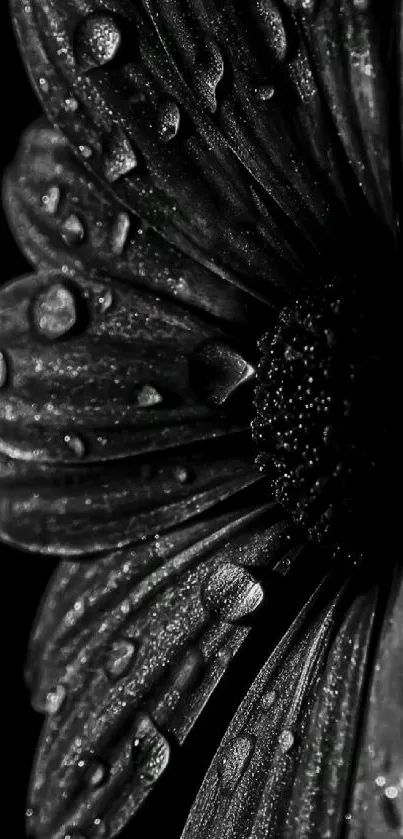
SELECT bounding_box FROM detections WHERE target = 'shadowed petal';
[0,269,259,555]
[25,504,302,839]
[345,568,403,839]
[182,570,392,839]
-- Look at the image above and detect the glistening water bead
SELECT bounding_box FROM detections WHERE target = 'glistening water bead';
[252,280,387,557]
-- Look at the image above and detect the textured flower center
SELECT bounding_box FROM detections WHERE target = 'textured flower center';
[252,281,386,557]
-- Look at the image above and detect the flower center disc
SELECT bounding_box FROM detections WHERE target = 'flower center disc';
[252,282,387,558]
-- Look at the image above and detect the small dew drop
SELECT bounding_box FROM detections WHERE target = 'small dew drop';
[136,384,163,407]
[157,100,181,143]
[61,214,85,247]
[74,13,122,71]
[79,144,93,159]
[39,77,49,93]
[64,97,79,112]
[32,282,78,339]
[64,433,86,458]
[98,288,114,313]
[255,85,275,101]
[86,759,108,788]
[105,639,137,680]
[172,464,193,484]
[261,690,277,710]
[193,42,224,113]
[111,212,131,255]
[41,185,61,215]
[0,351,8,388]
[279,728,295,753]
[45,684,66,716]
[104,130,138,182]
[132,712,170,783]
[218,736,254,795]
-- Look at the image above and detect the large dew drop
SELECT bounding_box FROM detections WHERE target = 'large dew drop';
[202,563,264,622]
[105,639,137,680]
[32,282,78,340]
[104,130,138,182]
[74,13,122,71]
[132,712,170,784]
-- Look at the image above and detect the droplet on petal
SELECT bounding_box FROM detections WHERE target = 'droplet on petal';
[193,42,224,113]
[132,712,171,783]
[261,690,277,710]
[64,433,86,458]
[105,639,137,680]
[104,130,138,182]
[136,384,163,407]
[279,728,295,753]
[61,214,85,247]
[111,212,131,254]
[217,736,254,795]
[74,13,122,71]
[85,759,109,789]
[157,100,181,143]
[32,282,78,339]
[45,684,66,716]
[41,185,60,215]
[255,85,275,101]
[201,563,264,622]
[190,340,255,405]
[98,289,114,313]
[172,464,193,484]
[0,351,8,388]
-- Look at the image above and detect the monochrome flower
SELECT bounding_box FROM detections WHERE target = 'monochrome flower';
[1,1,401,838]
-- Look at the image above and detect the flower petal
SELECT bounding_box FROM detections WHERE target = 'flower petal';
[182,572,388,839]
[296,0,395,233]
[25,504,298,839]
[0,269,258,555]
[345,568,403,838]
[4,119,257,328]
[11,0,374,300]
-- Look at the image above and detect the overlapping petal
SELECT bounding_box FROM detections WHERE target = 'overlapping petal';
[0,268,259,555]
[182,570,394,839]
[24,503,303,839]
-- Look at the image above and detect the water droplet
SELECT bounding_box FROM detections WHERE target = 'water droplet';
[41,185,60,215]
[111,212,131,255]
[172,464,193,484]
[157,100,181,143]
[98,289,114,313]
[189,340,255,405]
[32,282,78,339]
[261,690,276,710]
[217,736,254,795]
[105,639,137,680]
[279,728,295,753]
[45,684,66,715]
[104,130,138,182]
[136,384,163,407]
[61,214,85,246]
[0,351,8,388]
[170,648,204,695]
[39,77,49,93]
[85,759,108,788]
[132,712,170,783]
[202,563,264,622]
[64,97,79,112]
[74,13,122,71]
[79,144,93,159]
[64,433,86,458]
[194,42,224,113]
[255,85,275,101]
